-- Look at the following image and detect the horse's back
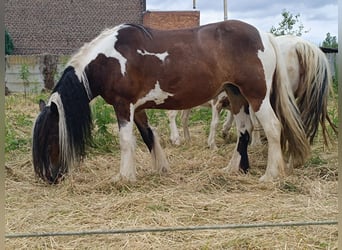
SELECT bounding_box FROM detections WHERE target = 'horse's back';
[119,20,270,110]
[142,20,265,60]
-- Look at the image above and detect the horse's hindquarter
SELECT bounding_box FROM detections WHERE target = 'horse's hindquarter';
[166,22,266,109]
[275,36,301,96]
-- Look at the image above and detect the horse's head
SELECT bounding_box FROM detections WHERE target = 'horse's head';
[32,67,93,184]
[32,99,66,184]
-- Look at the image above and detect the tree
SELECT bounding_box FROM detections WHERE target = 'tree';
[270,9,309,36]
[5,29,14,55]
[321,32,338,49]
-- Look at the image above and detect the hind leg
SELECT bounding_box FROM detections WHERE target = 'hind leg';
[250,110,263,146]
[254,101,286,181]
[167,110,181,145]
[208,99,222,149]
[224,105,252,173]
[181,109,191,142]
[222,110,234,138]
[135,110,170,174]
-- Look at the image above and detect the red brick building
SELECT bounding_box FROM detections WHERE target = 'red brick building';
[5,0,146,55]
[143,10,200,30]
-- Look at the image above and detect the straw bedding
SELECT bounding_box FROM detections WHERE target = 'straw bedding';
[5,94,338,249]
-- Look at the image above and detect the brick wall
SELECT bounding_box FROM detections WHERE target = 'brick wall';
[5,0,146,55]
[143,10,200,30]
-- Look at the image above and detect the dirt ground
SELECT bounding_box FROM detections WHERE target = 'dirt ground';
[5,94,338,249]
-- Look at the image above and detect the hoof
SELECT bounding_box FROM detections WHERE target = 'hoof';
[159,164,170,174]
[222,131,228,138]
[208,144,218,150]
[222,166,237,174]
[223,158,240,173]
[171,138,181,146]
[259,173,279,182]
[112,173,136,183]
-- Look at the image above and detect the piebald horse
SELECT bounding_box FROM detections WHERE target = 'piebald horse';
[32,20,310,184]
[169,35,336,149]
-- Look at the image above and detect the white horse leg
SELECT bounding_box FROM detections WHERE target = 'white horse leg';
[117,111,137,182]
[224,106,252,173]
[222,110,234,138]
[181,109,191,142]
[250,110,263,146]
[167,110,181,145]
[255,101,286,182]
[150,127,170,173]
[207,100,220,149]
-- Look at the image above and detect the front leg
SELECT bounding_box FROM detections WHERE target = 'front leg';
[135,109,170,174]
[114,103,137,182]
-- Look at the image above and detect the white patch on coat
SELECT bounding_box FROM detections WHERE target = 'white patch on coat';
[135,81,174,108]
[137,49,169,62]
[234,106,253,134]
[255,31,287,181]
[67,24,128,79]
[256,31,275,94]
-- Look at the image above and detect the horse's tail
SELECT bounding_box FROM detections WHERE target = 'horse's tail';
[268,34,310,165]
[294,39,337,145]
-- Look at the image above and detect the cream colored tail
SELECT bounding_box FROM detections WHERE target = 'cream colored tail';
[268,34,310,165]
[295,39,337,145]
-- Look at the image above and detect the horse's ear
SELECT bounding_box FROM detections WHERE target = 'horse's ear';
[50,102,58,115]
[39,99,46,112]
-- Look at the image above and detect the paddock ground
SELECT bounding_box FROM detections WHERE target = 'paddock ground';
[5,93,338,249]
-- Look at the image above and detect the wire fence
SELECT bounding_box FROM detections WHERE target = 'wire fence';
[5,220,337,239]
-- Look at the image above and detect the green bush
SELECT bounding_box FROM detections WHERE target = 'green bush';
[90,97,118,153]
[5,29,14,55]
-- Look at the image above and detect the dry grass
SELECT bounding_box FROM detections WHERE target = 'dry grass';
[5,93,338,249]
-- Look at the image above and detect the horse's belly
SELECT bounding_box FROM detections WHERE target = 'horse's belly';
[155,87,220,110]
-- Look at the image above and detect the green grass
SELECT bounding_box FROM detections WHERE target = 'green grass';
[305,155,328,167]
[5,112,33,152]
[5,122,30,152]
[5,94,39,154]
[90,97,119,153]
